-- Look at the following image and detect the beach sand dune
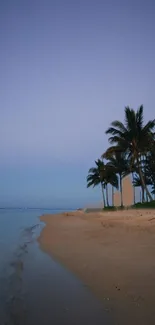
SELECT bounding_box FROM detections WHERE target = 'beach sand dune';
[39,210,155,325]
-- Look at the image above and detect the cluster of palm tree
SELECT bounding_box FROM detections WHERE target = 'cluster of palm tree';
[87,106,155,207]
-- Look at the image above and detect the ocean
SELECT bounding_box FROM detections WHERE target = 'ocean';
[0,208,110,325]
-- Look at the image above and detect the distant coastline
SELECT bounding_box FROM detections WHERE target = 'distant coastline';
[0,207,76,211]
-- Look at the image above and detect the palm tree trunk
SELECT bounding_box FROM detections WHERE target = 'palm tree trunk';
[119,174,123,207]
[112,186,114,206]
[137,159,153,201]
[132,172,136,205]
[101,183,106,207]
[105,184,109,207]
[133,186,136,204]
[142,186,145,203]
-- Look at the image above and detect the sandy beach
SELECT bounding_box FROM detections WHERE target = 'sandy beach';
[39,209,155,325]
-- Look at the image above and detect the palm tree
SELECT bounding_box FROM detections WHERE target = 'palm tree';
[145,147,155,197]
[86,159,118,207]
[102,150,129,207]
[111,184,114,206]
[131,172,136,204]
[129,160,138,205]
[132,172,152,202]
[105,105,155,201]
[104,164,119,206]
[133,175,144,202]
[86,159,107,207]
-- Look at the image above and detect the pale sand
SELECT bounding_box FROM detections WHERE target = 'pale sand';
[39,210,155,325]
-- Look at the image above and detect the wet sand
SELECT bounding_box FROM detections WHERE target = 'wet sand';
[1,214,109,325]
[39,209,155,325]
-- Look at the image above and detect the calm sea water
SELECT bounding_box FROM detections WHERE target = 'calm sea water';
[0,208,111,325]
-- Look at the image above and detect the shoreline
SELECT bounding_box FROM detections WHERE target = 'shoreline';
[38,209,155,325]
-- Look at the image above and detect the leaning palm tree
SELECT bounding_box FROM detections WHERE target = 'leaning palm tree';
[133,173,152,202]
[102,150,129,207]
[105,105,155,201]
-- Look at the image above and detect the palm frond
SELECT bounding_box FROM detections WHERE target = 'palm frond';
[87,179,100,188]
[88,167,97,174]
[142,120,155,135]
[111,120,128,133]
[87,174,98,182]
[124,106,136,132]
[105,127,124,138]
[108,136,126,145]
[136,105,144,130]
[102,146,122,159]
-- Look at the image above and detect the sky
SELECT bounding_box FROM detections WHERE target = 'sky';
[0,0,155,208]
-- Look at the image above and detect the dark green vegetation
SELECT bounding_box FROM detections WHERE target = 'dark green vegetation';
[87,106,155,208]
[132,200,155,209]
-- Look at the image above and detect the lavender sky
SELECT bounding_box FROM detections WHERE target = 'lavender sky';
[0,0,155,208]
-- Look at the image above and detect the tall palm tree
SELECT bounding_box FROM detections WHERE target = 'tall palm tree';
[105,105,155,201]
[102,150,129,207]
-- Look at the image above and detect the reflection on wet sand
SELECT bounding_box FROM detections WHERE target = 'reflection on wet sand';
[1,221,110,325]
[0,224,39,325]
